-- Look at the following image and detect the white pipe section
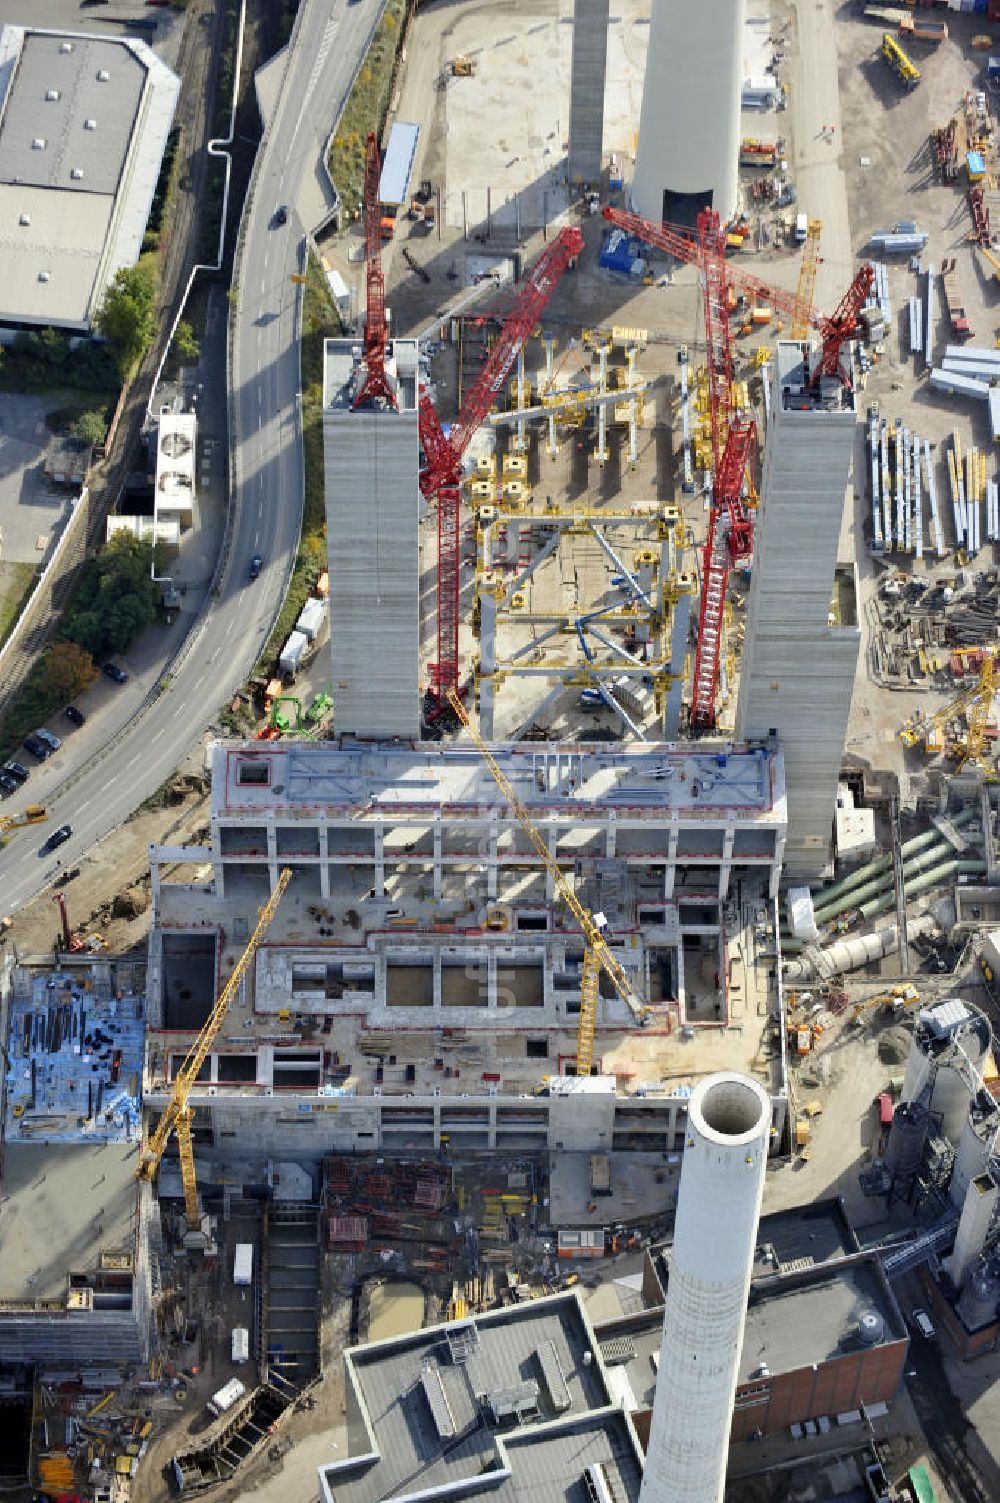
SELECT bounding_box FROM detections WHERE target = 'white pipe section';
[948,1173,999,1289]
[640,1073,770,1503]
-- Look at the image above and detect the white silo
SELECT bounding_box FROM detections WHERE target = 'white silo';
[639,1072,771,1503]
[948,1173,1000,1290]
[950,1097,998,1209]
[631,0,745,230]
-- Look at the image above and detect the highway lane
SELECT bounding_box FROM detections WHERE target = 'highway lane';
[0,0,385,917]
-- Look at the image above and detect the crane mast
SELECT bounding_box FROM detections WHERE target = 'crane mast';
[137,868,292,1237]
[352,131,396,411]
[419,227,584,704]
[446,690,648,1075]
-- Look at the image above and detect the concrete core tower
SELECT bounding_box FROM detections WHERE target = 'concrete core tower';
[639,1072,771,1503]
[631,0,744,228]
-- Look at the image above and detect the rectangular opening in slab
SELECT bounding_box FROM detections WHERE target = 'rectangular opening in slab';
[647,947,676,1003]
[498,964,545,1008]
[161,931,217,1030]
[216,1054,258,1084]
[386,963,434,1006]
[441,963,487,1008]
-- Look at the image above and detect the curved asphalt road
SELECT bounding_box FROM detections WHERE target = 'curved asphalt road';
[0,0,384,916]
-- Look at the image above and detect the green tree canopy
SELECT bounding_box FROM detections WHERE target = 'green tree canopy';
[71,409,108,447]
[174,320,200,364]
[96,259,158,376]
[64,533,158,659]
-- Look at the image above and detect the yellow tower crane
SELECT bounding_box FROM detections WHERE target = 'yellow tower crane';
[137,868,292,1241]
[900,650,997,770]
[447,690,649,1075]
[791,220,823,339]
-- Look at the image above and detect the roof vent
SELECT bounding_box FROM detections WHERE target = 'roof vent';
[31,139,46,151]
[45,89,60,102]
[38,271,51,284]
[70,168,84,180]
[84,118,97,131]
[18,213,30,227]
[96,69,110,82]
[60,42,74,54]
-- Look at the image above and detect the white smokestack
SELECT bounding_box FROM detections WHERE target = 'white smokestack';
[639,1071,771,1503]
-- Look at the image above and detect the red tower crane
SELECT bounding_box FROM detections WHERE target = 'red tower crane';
[419,225,584,704]
[352,131,397,411]
[603,205,874,728]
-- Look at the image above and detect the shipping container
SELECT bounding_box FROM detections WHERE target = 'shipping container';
[233,1243,253,1286]
[231,1327,250,1364]
[589,1154,612,1197]
[877,1091,895,1127]
[279,629,309,677]
[207,1378,246,1419]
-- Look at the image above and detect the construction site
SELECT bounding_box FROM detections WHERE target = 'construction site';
[7,0,1000,1501]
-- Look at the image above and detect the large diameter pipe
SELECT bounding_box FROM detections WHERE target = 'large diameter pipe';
[809,809,979,915]
[811,836,964,926]
[858,860,986,919]
[783,912,936,983]
[640,1073,770,1503]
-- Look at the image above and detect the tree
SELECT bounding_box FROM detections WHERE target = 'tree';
[96,259,158,376]
[71,409,108,447]
[173,320,200,365]
[64,533,158,658]
[42,641,98,700]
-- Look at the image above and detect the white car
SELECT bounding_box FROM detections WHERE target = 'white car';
[911,1307,936,1339]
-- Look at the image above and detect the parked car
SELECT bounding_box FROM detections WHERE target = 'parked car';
[0,774,17,799]
[23,734,50,760]
[2,761,29,784]
[34,728,61,752]
[41,824,72,854]
[64,705,86,727]
[911,1308,936,1339]
[249,554,263,581]
[103,663,128,684]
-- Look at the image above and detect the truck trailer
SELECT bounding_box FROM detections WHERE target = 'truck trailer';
[206,1378,246,1419]
[233,1243,253,1286]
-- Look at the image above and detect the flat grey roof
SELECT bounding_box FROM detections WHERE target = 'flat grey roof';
[0,31,144,194]
[212,739,785,822]
[379,120,420,207]
[0,27,179,328]
[319,1292,644,1503]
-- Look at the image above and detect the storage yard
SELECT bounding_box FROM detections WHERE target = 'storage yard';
[5,1,1000,1502]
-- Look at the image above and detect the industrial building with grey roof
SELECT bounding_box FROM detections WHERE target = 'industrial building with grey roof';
[0,26,179,330]
[319,1291,644,1503]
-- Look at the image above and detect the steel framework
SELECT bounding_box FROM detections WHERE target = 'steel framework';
[418,227,584,702]
[352,132,397,411]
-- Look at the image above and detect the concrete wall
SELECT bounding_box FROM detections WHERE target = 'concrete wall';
[736,350,859,880]
[323,406,420,740]
[567,0,609,182]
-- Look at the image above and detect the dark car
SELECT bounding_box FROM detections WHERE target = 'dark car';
[0,774,17,799]
[249,554,263,581]
[64,705,86,726]
[273,205,288,228]
[103,663,128,684]
[23,734,50,760]
[41,824,72,854]
[2,761,29,784]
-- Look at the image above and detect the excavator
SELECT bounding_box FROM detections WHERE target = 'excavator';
[447,689,650,1075]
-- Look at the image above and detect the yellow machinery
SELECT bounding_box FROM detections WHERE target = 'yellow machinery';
[137,868,292,1239]
[978,244,1000,282]
[448,690,649,1075]
[900,651,997,770]
[851,983,919,1024]
[452,55,475,76]
[0,805,47,832]
[791,220,823,338]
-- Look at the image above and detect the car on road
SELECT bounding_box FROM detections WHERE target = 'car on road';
[103,663,128,684]
[911,1308,936,1339]
[64,705,86,727]
[2,761,29,784]
[23,734,50,760]
[41,824,72,855]
[248,554,263,581]
[273,205,288,228]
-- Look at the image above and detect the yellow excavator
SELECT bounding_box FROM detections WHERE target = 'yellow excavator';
[137,868,292,1245]
[447,689,649,1076]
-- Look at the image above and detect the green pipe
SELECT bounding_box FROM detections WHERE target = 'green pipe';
[858,859,987,920]
[807,808,979,910]
[811,836,964,925]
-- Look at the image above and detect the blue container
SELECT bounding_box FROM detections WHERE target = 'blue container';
[599,229,635,275]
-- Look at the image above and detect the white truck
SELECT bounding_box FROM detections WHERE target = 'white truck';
[233,1243,253,1287]
[231,1327,250,1364]
[206,1378,246,1419]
